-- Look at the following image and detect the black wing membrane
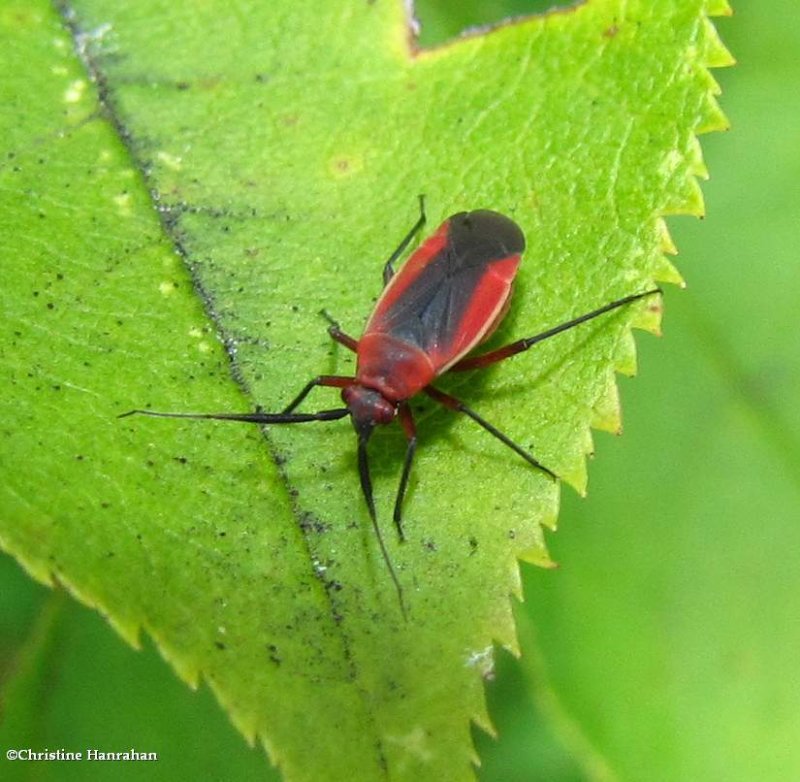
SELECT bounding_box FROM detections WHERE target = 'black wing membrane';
[379,210,525,352]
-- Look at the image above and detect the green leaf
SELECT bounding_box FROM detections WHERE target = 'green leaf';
[0,1,730,780]
[512,2,800,778]
[0,559,272,780]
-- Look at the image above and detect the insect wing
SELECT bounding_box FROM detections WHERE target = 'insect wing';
[364,210,525,373]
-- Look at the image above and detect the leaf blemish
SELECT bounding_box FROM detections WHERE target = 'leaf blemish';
[156,150,183,171]
[328,154,363,178]
[465,646,495,679]
[63,79,86,103]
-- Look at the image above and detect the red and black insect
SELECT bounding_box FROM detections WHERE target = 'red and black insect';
[122,197,659,616]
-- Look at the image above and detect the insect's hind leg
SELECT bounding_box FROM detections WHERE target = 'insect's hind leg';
[382,194,427,286]
[451,289,661,371]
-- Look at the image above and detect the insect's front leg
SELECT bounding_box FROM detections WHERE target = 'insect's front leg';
[392,402,418,541]
[320,309,359,352]
[282,375,353,414]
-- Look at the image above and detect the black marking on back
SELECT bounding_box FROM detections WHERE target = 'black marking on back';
[379,211,525,352]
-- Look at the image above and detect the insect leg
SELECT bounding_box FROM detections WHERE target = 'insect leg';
[320,309,359,352]
[451,289,661,371]
[382,194,427,285]
[281,375,354,414]
[393,402,418,541]
[424,385,557,480]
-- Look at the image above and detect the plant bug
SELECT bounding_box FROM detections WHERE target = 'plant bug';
[121,197,660,618]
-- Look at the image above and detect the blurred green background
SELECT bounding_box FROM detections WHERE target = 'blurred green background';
[1,1,797,780]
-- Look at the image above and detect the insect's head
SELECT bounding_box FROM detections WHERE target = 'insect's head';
[341,384,397,531]
[341,384,396,443]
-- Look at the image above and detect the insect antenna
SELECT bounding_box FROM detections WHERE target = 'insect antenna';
[118,409,350,424]
[121,406,407,618]
[357,434,408,620]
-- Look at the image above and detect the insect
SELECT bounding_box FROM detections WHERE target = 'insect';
[121,197,660,617]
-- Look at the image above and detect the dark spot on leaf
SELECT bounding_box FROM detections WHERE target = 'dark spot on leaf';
[299,514,330,535]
